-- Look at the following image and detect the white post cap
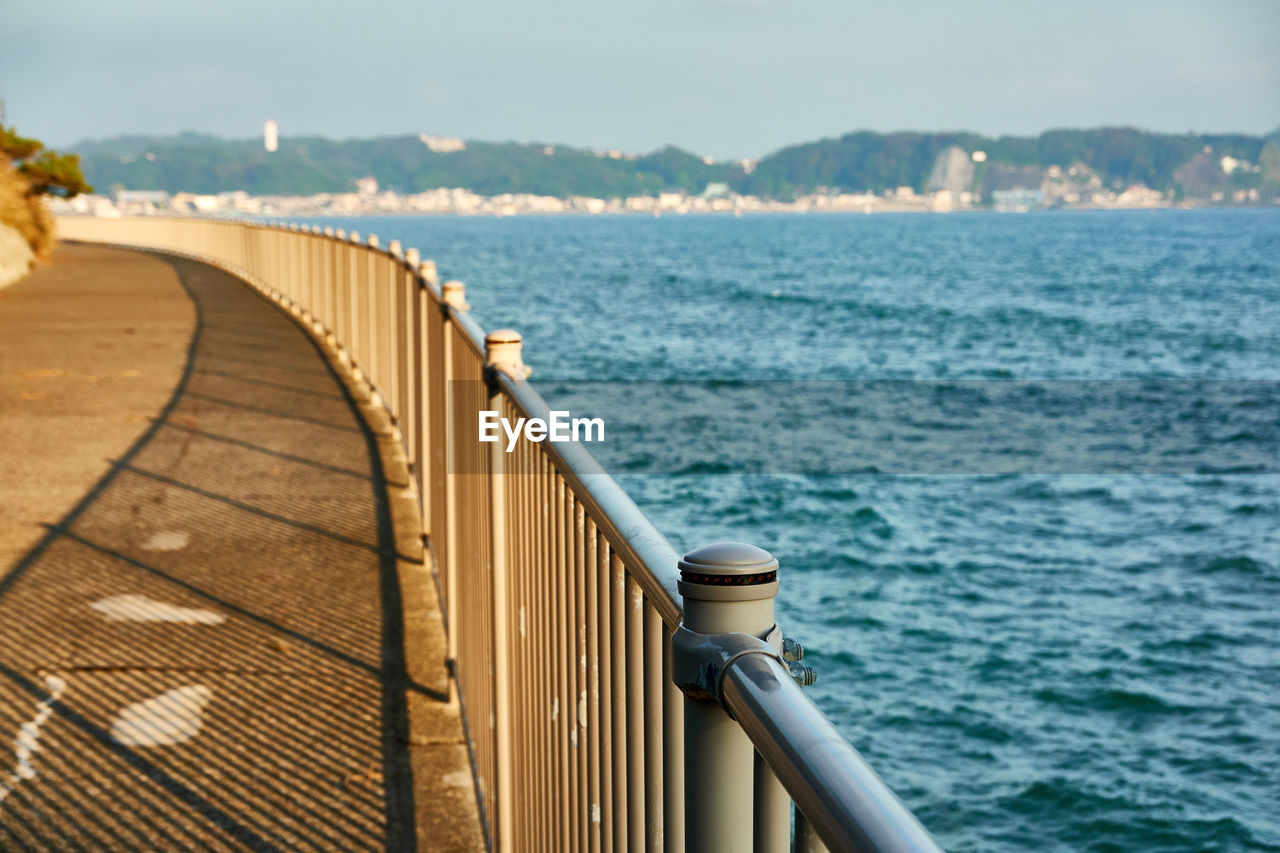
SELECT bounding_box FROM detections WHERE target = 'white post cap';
[442,279,469,310]
[485,329,531,379]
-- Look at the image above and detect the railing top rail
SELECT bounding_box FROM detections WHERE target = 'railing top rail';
[495,369,683,625]
[723,653,944,853]
[449,303,489,358]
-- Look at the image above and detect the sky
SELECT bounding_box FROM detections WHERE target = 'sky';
[2,0,1278,160]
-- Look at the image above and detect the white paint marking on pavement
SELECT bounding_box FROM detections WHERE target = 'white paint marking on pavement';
[0,675,67,803]
[141,531,191,552]
[91,594,225,625]
[442,769,472,788]
[111,686,213,747]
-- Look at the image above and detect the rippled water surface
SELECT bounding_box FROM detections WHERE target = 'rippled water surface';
[307,210,1280,852]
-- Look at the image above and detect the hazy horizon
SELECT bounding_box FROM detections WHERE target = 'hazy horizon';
[3,0,1278,160]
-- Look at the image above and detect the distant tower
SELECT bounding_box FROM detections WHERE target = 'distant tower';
[264,119,278,153]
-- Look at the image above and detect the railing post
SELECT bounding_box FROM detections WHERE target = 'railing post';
[485,329,528,852]
[672,542,782,853]
[335,229,348,357]
[347,231,363,379]
[403,247,421,474]
[366,234,381,406]
[442,279,469,311]
[441,279,467,674]
[388,240,404,430]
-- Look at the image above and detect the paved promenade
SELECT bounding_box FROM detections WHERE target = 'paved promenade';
[0,245,483,850]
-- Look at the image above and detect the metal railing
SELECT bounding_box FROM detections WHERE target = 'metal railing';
[56,215,943,853]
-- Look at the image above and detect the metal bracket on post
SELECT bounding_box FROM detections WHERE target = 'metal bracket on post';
[670,626,784,712]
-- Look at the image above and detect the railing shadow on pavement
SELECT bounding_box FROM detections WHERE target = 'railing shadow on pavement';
[0,252,441,851]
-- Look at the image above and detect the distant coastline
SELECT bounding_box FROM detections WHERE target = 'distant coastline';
[49,187,1262,221]
[66,126,1280,219]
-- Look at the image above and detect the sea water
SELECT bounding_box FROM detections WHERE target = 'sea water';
[303,209,1280,852]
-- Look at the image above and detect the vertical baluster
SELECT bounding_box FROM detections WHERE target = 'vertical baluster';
[586,519,603,853]
[402,249,421,472]
[412,259,429,535]
[348,232,362,378]
[365,235,380,399]
[755,752,789,853]
[335,231,348,357]
[575,502,590,852]
[510,414,529,851]
[627,576,645,852]
[562,483,578,853]
[663,622,685,853]
[539,453,554,853]
[598,537,615,849]
[643,606,664,852]
[611,554,629,850]
[387,241,404,428]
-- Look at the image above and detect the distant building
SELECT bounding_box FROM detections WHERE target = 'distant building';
[658,191,684,209]
[264,120,278,153]
[971,150,987,163]
[1220,156,1252,174]
[115,189,170,205]
[355,176,378,196]
[701,182,730,198]
[419,134,466,153]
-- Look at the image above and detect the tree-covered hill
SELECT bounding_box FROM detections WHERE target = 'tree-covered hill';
[74,126,1278,200]
[76,134,738,198]
[743,128,1271,198]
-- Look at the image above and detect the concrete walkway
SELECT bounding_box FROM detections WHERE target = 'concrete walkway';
[0,245,484,850]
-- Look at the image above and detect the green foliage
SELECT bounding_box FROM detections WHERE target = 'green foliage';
[1,127,42,161]
[742,127,1268,198]
[72,127,1277,201]
[1261,142,1280,183]
[76,134,737,199]
[19,151,93,198]
[0,125,93,199]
